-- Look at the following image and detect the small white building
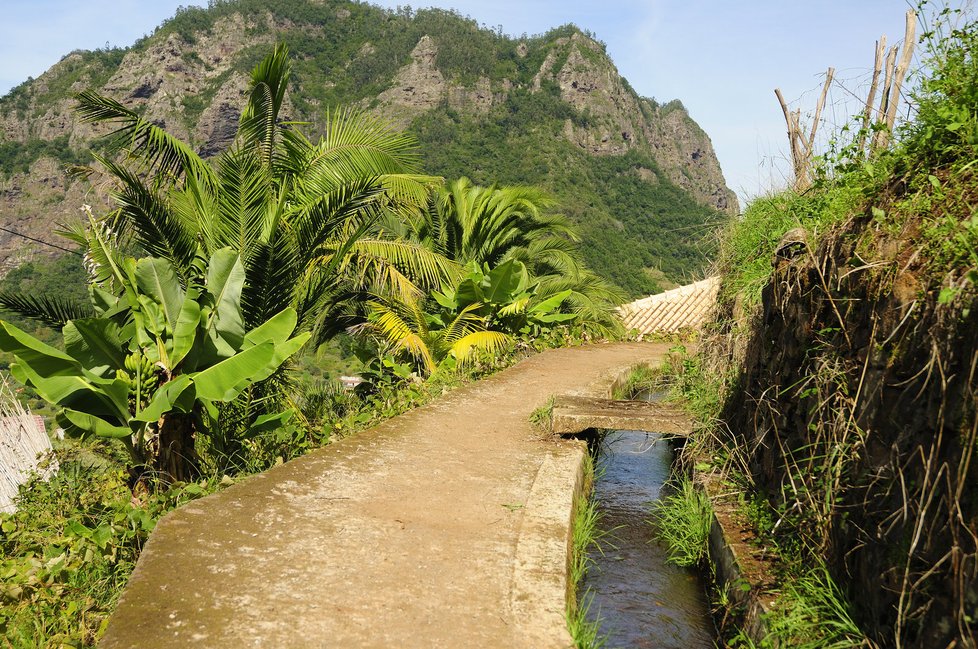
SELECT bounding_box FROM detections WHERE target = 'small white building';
[339,375,364,391]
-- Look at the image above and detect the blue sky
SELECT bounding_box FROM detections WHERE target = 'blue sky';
[0,1,953,205]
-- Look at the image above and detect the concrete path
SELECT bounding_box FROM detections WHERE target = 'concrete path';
[101,342,669,649]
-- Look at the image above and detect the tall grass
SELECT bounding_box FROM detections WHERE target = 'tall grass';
[764,566,866,649]
[649,476,713,567]
[566,452,608,649]
[715,184,862,311]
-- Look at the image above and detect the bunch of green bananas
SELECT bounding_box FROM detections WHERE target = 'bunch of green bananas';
[116,353,161,413]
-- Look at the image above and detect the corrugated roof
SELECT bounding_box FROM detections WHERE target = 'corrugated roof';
[617,276,719,336]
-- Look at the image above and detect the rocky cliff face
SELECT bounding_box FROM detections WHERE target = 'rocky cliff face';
[0,1,736,291]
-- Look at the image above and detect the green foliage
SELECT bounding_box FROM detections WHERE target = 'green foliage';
[649,477,713,567]
[716,184,860,310]
[902,2,978,167]
[528,395,555,431]
[762,566,865,649]
[402,177,623,329]
[75,45,440,348]
[364,175,619,375]
[0,255,88,335]
[412,106,722,296]
[665,345,724,425]
[566,452,608,649]
[0,454,221,647]
[0,245,309,480]
[0,136,89,178]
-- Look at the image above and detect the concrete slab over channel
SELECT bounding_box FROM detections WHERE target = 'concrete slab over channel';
[551,395,690,437]
[100,342,672,649]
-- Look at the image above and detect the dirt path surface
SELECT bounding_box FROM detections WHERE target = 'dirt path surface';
[101,342,670,649]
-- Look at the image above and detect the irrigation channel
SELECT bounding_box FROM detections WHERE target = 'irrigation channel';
[581,399,715,647]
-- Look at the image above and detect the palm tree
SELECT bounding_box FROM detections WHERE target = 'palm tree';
[68,43,453,345]
[361,295,510,376]
[383,177,624,331]
[0,44,462,471]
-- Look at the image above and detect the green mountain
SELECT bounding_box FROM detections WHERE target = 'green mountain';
[0,0,736,297]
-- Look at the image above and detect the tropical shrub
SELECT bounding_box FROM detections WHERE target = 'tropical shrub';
[0,235,309,483]
[71,43,448,345]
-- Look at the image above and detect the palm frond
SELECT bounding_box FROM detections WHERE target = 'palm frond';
[97,154,198,278]
[291,178,386,262]
[169,171,220,257]
[0,293,93,329]
[377,174,443,211]
[74,90,215,186]
[241,234,299,329]
[317,108,421,177]
[450,331,512,365]
[349,238,462,295]
[440,302,487,344]
[213,146,269,255]
[366,299,435,373]
[239,43,292,166]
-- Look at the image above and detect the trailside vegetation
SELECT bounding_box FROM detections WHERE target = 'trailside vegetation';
[0,43,623,646]
[672,5,978,647]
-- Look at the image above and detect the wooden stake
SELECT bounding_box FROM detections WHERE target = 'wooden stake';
[885,9,917,133]
[873,45,899,151]
[807,67,835,154]
[776,66,834,192]
[775,87,803,184]
[859,36,886,154]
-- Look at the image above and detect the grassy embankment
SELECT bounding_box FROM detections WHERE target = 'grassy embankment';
[649,6,978,647]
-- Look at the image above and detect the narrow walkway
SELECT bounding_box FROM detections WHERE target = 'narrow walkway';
[101,343,670,649]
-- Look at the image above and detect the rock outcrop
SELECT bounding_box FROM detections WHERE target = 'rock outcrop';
[534,33,737,214]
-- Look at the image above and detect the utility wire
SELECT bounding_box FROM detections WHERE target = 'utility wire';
[0,226,82,256]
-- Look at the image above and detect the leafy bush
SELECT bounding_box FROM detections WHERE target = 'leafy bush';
[0,454,220,647]
[903,3,978,166]
[0,136,89,178]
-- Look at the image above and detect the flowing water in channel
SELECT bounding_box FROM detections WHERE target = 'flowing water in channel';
[582,427,715,648]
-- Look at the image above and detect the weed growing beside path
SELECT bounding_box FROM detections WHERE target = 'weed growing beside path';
[566,451,608,649]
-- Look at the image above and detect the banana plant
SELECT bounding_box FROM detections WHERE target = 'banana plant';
[0,244,309,484]
[433,259,578,333]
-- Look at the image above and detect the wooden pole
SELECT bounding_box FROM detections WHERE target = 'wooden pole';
[859,36,886,154]
[873,45,899,151]
[806,67,835,154]
[776,87,803,186]
[885,9,917,133]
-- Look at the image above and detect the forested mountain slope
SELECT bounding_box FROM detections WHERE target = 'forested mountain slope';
[0,0,736,296]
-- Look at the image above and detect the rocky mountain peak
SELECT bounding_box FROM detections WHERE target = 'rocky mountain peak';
[0,2,737,295]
